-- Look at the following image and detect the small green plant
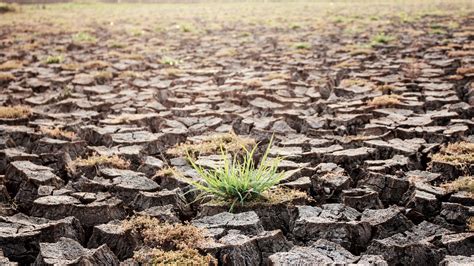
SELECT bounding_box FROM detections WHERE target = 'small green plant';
[290,23,301,30]
[129,28,144,37]
[371,33,395,46]
[429,25,447,35]
[45,55,63,64]
[293,42,311,50]
[239,31,251,37]
[178,24,193,33]
[160,56,180,66]
[186,136,284,211]
[333,16,345,23]
[72,32,97,43]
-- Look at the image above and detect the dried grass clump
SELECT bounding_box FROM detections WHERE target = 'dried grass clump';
[61,63,81,71]
[93,71,113,84]
[40,126,76,140]
[448,50,474,58]
[156,166,185,179]
[263,72,290,81]
[134,248,214,265]
[215,47,238,57]
[340,78,370,87]
[0,105,31,119]
[0,60,23,71]
[123,216,215,264]
[69,154,130,169]
[123,216,208,250]
[243,78,263,88]
[162,67,183,78]
[82,60,109,70]
[456,67,474,75]
[255,187,308,205]
[167,133,255,157]
[0,72,15,82]
[377,84,396,93]
[367,95,401,107]
[432,142,474,165]
[441,176,474,195]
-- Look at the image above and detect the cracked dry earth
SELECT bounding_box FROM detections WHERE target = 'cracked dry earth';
[0,1,474,265]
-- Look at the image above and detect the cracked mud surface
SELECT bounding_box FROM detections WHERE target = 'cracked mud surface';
[0,1,473,265]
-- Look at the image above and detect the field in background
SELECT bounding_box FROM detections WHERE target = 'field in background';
[1,0,472,72]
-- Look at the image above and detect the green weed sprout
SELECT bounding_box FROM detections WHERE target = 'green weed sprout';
[45,55,63,64]
[186,136,284,211]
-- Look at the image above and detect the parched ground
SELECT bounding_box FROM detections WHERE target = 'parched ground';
[0,1,474,265]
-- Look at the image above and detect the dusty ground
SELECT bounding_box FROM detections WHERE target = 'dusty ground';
[0,0,474,265]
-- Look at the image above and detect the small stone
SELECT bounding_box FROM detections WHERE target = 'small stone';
[193,211,264,236]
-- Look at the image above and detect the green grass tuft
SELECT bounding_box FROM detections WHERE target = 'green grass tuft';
[371,32,395,46]
[186,136,284,211]
[293,42,311,50]
[45,55,63,64]
[72,32,97,43]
